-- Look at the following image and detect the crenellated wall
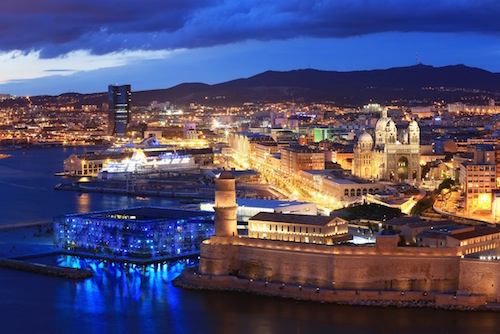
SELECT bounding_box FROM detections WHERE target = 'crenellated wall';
[199,236,461,293]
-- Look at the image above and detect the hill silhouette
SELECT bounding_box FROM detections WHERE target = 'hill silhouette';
[2,64,500,108]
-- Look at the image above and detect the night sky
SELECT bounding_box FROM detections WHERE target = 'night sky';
[0,0,499,95]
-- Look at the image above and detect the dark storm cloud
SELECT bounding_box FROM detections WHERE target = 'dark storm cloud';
[1,0,499,57]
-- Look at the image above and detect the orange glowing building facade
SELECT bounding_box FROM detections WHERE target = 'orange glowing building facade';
[280,146,325,175]
[460,145,497,213]
[248,212,350,245]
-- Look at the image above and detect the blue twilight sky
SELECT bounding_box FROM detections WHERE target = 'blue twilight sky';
[0,0,499,96]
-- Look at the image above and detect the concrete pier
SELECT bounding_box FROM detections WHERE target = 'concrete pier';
[0,258,93,280]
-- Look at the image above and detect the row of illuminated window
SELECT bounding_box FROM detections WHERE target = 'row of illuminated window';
[253,233,324,244]
[467,182,495,187]
[467,166,496,171]
[467,173,495,178]
[344,188,381,196]
[251,223,323,234]
[460,234,500,246]
[467,189,493,193]
[462,242,500,255]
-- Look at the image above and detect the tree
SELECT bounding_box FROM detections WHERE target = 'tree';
[342,203,403,221]
[438,178,454,192]
[421,163,431,179]
[410,194,436,216]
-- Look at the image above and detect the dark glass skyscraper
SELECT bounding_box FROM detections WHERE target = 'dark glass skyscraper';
[108,84,131,136]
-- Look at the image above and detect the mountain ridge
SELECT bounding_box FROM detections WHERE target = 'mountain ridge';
[2,64,500,108]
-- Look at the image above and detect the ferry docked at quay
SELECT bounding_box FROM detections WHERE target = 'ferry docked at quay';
[97,149,198,180]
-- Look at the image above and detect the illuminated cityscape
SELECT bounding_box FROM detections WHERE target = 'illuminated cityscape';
[2,1,500,333]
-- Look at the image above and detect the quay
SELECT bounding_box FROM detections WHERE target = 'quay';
[57,249,202,266]
[0,222,93,280]
[174,269,495,311]
[0,257,93,280]
[54,182,214,201]
[0,220,52,230]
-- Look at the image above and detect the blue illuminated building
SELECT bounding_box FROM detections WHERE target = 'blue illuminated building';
[54,207,214,263]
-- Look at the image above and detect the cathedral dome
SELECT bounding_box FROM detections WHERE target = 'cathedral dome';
[359,131,373,143]
[358,131,373,150]
[375,117,390,132]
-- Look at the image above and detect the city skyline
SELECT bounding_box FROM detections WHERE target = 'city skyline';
[1,0,500,96]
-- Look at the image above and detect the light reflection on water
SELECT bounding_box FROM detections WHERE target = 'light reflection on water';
[55,254,188,275]
[32,255,190,299]
[52,255,191,331]
[0,256,499,333]
[76,193,91,213]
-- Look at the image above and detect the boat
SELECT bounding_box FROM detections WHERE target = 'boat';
[98,149,198,180]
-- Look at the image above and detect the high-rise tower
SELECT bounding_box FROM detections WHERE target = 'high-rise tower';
[108,84,131,137]
[214,171,238,237]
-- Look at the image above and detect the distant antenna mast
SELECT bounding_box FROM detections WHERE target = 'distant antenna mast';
[415,52,420,65]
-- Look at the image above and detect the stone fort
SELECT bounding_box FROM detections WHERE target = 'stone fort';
[178,172,500,309]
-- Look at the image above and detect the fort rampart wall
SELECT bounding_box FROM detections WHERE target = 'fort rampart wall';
[178,270,487,309]
[458,259,500,302]
[198,235,499,306]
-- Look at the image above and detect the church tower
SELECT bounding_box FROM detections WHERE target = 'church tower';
[214,171,238,237]
[408,119,420,145]
[375,108,390,146]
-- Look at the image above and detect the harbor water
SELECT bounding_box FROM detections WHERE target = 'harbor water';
[0,147,180,226]
[0,147,499,333]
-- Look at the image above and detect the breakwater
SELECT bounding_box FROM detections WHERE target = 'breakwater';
[0,221,52,230]
[0,258,93,280]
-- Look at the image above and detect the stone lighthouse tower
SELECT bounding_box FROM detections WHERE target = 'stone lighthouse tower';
[214,171,238,237]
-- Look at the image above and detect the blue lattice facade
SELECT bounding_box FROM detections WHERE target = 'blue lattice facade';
[54,207,214,260]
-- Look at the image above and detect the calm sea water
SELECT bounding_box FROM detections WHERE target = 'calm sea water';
[0,147,179,225]
[0,147,499,333]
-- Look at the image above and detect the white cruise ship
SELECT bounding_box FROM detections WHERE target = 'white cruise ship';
[98,149,198,179]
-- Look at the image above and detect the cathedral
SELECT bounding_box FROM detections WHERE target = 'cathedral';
[352,109,421,183]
